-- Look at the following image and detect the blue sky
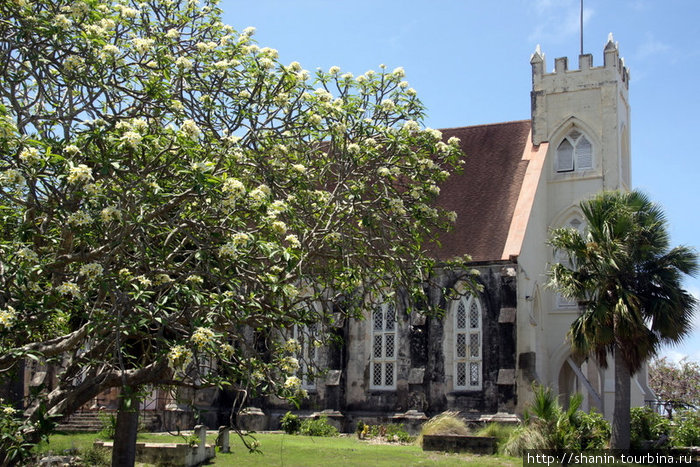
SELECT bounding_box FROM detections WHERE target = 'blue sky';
[221,0,700,362]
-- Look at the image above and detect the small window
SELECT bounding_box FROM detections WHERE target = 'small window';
[454,295,482,390]
[370,301,397,390]
[556,130,593,173]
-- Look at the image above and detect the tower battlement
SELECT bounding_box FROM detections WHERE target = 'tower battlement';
[530,33,630,89]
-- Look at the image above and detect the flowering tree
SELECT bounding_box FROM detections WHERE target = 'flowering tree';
[0,0,463,461]
[649,357,700,410]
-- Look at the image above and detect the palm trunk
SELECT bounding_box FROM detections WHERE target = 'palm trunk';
[611,350,631,450]
[111,386,140,467]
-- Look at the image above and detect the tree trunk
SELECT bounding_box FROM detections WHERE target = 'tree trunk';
[611,350,631,450]
[111,387,140,467]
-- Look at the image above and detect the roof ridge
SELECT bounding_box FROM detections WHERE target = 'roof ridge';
[438,119,530,131]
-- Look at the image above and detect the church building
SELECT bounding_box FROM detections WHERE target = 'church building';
[238,35,655,432]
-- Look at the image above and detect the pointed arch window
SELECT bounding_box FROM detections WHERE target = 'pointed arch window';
[555,217,584,308]
[292,323,320,390]
[556,130,593,173]
[454,295,482,391]
[370,301,397,390]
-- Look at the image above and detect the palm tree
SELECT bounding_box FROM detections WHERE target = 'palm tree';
[549,190,698,449]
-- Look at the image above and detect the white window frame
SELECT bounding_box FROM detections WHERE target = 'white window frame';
[453,295,482,391]
[370,301,397,390]
[556,129,593,173]
[292,323,320,391]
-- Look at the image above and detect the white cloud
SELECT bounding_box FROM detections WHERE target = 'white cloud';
[634,33,671,61]
[528,0,594,45]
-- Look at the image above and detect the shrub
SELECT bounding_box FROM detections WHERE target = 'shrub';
[97,411,117,440]
[385,424,413,443]
[281,411,301,435]
[672,410,700,447]
[299,416,338,437]
[416,411,470,447]
[476,422,516,451]
[81,445,111,466]
[630,407,671,450]
[503,385,610,455]
[573,409,611,450]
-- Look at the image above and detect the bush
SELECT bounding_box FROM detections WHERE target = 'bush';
[476,422,516,451]
[417,411,470,447]
[502,385,610,455]
[81,445,111,466]
[384,424,413,443]
[97,411,117,440]
[672,410,700,447]
[281,412,301,435]
[299,416,338,437]
[630,407,671,450]
[573,409,611,450]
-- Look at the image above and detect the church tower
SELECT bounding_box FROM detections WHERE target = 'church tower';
[516,36,654,419]
[530,34,631,191]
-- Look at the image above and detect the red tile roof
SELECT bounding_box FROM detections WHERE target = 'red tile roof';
[430,120,532,262]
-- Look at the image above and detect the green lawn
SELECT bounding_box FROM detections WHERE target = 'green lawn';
[37,431,521,466]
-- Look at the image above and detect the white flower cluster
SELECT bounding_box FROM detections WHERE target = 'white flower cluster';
[180,119,201,139]
[64,145,81,156]
[63,55,84,72]
[19,147,42,166]
[136,275,152,287]
[0,306,16,330]
[387,198,407,216]
[101,205,121,223]
[168,344,193,368]
[377,166,391,177]
[424,128,443,141]
[120,130,142,148]
[56,281,81,298]
[284,234,301,249]
[79,263,103,280]
[115,5,140,18]
[175,56,193,71]
[153,274,172,286]
[271,220,287,234]
[248,184,270,208]
[67,211,91,227]
[190,160,214,172]
[52,14,72,29]
[282,338,301,353]
[313,88,333,102]
[402,120,419,132]
[17,247,39,262]
[1,169,25,187]
[186,275,203,284]
[132,38,155,54]
[283,375,301,390]
[380,100,395,112]
[281,356,300,373]
[191,327,215,349]
[67,163,93,184]
[195,41,217,53]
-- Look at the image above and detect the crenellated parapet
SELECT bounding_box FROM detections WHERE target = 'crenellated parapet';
[531,33,629,88]
[530,33,630,146]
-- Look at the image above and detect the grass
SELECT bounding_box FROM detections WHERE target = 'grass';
[36,431,521,466]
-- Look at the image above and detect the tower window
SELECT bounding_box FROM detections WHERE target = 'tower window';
[556,130,593,173]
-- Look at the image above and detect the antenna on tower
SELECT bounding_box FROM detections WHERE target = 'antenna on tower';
[580,0,584,55]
